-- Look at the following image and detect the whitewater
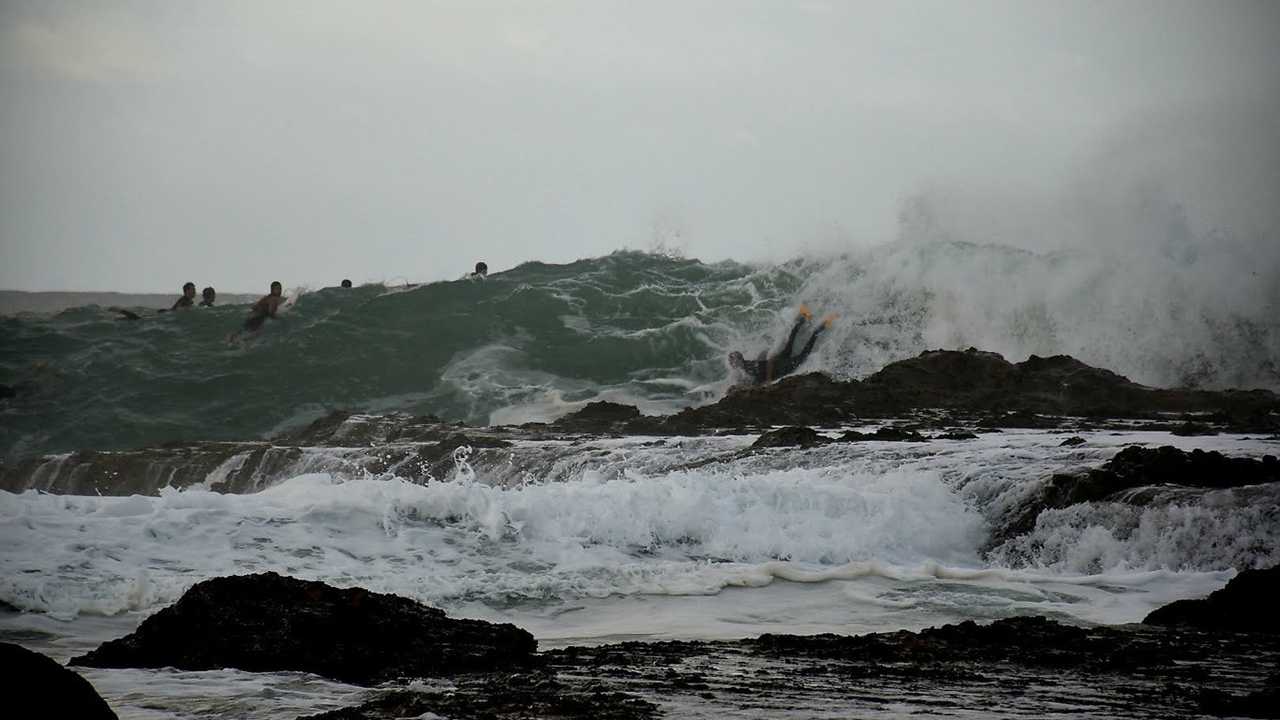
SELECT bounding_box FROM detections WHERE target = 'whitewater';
[2,246,1279,718]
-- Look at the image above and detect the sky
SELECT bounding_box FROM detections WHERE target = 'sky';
[1,0,1277,293]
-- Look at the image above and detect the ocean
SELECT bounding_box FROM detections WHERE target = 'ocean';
[2,246,1278,718]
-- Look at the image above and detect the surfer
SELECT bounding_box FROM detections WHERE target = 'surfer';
[728,305,833,385]
[241,281,285,333]
[170,282,197,311]
[199,287,216,307]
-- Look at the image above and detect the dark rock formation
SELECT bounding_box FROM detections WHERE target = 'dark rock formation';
[551,402,643,434]
[996,446,1280,542]
[541,614,1280,719]
[1144,566,1280,633]
[299,672,656,720]
[1060,436,1087,447]
[936,430,979,440]
[71,572,536,686]
[2,642,118,719]
[1171,421,1220,437]
[751,426,832,449]
[839,427,929,442]
[657,372,859,432]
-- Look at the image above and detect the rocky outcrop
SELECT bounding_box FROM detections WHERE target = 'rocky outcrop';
[540,615,1280,719]
[839,427,929,442]
[995,446,1280,543]
[752,426,832,448]
[1144,566,1280,634]
[2,642,118,719]
[71,573,536,686]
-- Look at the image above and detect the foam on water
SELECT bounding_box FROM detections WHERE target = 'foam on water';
[3,430,1274,632]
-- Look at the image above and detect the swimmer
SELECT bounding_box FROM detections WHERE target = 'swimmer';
[728,305,834,386]
[241,281,285,333]
[170,282,197,311]
[199,287,216,307]
[340,279,352,288]
[469,261,488,280]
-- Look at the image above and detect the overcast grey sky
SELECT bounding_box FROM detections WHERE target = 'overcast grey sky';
[2,0,1277,292]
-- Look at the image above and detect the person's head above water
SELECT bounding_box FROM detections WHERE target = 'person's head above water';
[474,261,488,277]
[340,279,352,288]
[201,287,216,305]
[270,281,282,296]
[182,282,196,298]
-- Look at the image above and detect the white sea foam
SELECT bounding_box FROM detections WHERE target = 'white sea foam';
[2,429,1274,632]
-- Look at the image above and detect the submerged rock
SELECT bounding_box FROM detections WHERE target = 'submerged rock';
[2,642,118,719]
[298,672,656,720]
[1144,566,1280,633]
[71,572,536,686]
[542,614,1280,718]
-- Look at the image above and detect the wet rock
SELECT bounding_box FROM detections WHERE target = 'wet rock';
[1144,566,1280,633]
[543,615,1280,717]
[936,430,979,440]
[1199,687,1280,718]
[660,372,859,432]
[2,642,118,719]
[839,427,929,442]
[553,402,643,434]
[411,433,513,480]
[1059,436,1087,447]
[995,446,1280,543]
[299,672,656,720]
[752,426,832,449]
[71,572,536,686]
[1171,421,1219,437]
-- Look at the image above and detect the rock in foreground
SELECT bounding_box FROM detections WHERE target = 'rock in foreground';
[71,572,536,686]
[2,642,118,719]
[1144,566,1280,633]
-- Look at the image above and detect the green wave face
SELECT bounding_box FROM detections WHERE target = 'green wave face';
[0,252,805,460]
[5,241,1278,462]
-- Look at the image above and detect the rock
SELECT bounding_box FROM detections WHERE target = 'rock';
[2,642,118,719]
[1060,436,1087,447]
[299,672,656,720]
[71,572,536,686]
[555,402,641,429]
[839,427,928,443]
[752,426,831,449]
[658,372,858,432]
[994,446,1280,543]
[1199,687,1280,718]
[1171,421,1219,437]
[936,430,979,440]
[1144,566,1280,633]
[543,613,1280,716]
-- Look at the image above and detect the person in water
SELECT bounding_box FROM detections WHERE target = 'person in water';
[171,282,197,311]
[469,261,488,279]
[729,305,833,385]
[242,281,285,332]
[340,279,353,288]
[199,287,216,307]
